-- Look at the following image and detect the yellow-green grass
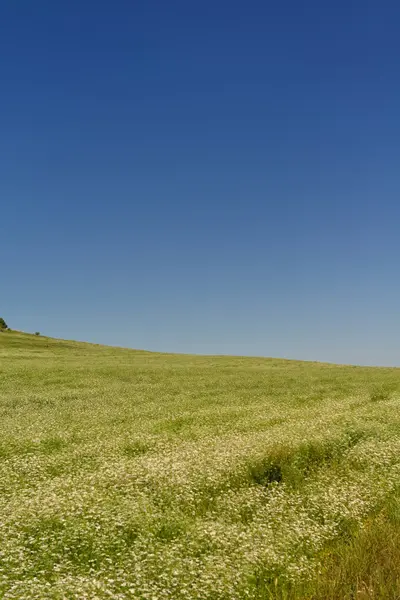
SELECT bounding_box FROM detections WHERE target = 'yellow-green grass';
[1,331,400,599]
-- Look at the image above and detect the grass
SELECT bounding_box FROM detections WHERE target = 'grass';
[0,331,400,598]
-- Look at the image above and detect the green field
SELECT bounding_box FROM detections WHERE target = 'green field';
[1,331,400,599]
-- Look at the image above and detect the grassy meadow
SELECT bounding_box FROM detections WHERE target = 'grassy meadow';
[1,331,400,599]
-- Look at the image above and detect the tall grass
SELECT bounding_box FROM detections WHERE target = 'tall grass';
[266,493,400,599]
[0,331,400,598]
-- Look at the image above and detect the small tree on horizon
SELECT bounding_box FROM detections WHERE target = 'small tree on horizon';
[0,317,8,330]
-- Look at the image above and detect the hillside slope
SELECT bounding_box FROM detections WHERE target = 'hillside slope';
[1,331,400,599]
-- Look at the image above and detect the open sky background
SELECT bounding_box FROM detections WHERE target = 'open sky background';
[1,0,400,365]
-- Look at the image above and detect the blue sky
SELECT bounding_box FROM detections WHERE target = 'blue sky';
[1,0,400,365]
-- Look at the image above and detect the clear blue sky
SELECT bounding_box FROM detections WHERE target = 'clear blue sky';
[1,1,400,365]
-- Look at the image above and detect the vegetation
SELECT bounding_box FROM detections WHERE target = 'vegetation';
[1,331,400,599]
[0,317,8,330]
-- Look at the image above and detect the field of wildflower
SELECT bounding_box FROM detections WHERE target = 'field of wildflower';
[1,331,400,599]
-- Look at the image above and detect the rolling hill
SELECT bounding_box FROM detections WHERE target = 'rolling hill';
[1,331,400,599]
